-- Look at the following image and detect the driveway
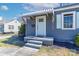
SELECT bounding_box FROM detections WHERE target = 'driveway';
[0,46,38,56]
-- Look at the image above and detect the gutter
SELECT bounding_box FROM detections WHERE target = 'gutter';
[54,4,79,11]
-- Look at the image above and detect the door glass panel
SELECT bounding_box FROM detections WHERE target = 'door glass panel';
[39,18,44,22]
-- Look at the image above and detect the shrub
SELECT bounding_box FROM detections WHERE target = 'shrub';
[75,33,79,47]
[18,24,25,37]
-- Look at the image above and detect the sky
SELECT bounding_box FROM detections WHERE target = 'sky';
[0,3,59,20]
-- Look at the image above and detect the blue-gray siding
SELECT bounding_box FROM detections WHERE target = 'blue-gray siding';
[26,18,35,36]
[46,14,53,36]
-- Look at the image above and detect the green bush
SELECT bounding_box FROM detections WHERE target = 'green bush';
[75,34,79,47]
[18,24,25,36]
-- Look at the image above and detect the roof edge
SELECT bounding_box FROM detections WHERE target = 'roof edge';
[21,8,54,17]
[54,4,79,11]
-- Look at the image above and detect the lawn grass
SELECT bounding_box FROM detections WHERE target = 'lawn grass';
[0,36,24,48]
[0,33,14,36]
[34,46,79,56]
[0,38,17,48]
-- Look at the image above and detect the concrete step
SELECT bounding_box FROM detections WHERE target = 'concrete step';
[25,43,42,49]
[27,39,42,41]
[27,40,42,45]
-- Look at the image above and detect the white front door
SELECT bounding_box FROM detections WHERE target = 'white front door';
[36,16,46,36]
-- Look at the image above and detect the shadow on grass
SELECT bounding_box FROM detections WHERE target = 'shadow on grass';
[53,41,79,54]
[2,35,25,47]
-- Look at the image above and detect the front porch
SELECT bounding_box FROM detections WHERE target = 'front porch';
[23,13,54,47]
[22,9,54,48]
[24,36,54,46]
[22,10,54,37]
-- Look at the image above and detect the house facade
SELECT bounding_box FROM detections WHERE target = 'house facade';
[0,19,21,34]
[54,3,79,42]
[22,3,79,44]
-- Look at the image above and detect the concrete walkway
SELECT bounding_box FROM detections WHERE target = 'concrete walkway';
[13,46,39,56]
[0,47,20,56]
[0,46,38,56]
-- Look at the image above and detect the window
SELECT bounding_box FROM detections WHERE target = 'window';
[62,11,75,30]
[9,25,14,29]
[64,14,73,28]
[39,18,44,22]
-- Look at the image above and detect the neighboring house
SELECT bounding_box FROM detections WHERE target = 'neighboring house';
[21,3,79,45]
[0,20,4,33]
[0,19,21,34]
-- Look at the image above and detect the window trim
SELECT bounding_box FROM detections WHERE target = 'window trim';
[62,11,76,30]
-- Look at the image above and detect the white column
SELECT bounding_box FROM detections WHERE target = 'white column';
[23,17,27,24]
[23,16,31,36]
